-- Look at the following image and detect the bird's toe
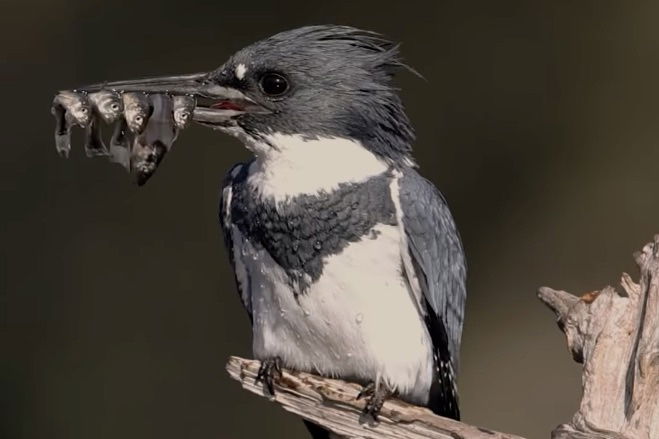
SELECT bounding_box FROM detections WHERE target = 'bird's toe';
[256,357,283,396]
[357,381,393,422]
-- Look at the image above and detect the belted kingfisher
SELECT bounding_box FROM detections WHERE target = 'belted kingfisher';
[217,25,466,433]
[78,25,467,437]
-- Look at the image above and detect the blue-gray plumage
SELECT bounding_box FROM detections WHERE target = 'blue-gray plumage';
[83,24,467,438]
[399,169,467,375]
[399,169,466,417]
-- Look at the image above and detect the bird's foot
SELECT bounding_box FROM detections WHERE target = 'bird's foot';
[256,357,283,396]
[356,381,394,421]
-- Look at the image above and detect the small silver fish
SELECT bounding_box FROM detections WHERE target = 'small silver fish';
[130,138,167,186]
[51,91,92,157]
[109,118,132,171]
[122,92,152,134]
[53,91,92,127]
[89,90,123,124]
[172,95,196,129]
[84,115,109,157]
[130,94,177,185]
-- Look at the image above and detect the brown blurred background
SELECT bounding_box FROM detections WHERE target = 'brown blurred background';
[2,1,659,438]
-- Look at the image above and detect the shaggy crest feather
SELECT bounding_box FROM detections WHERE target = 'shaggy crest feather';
[221,25,418,165]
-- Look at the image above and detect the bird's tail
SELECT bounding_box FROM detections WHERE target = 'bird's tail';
[423,298,461,420]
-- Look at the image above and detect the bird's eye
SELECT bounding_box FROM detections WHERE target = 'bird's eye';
[259,73,289,97]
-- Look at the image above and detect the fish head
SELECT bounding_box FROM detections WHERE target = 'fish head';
[172,95,196,129]
[56,91,92,127]
[122,93,152,134]
[90,91,123,123]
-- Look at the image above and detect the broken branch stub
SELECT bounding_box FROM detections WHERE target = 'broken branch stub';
[538,235,659,439]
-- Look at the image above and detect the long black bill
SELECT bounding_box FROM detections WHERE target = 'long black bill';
[79,72,207,94]
[76,72,269,125]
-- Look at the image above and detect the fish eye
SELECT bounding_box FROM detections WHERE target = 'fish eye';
[259,72,289,97]
[111,103,120,111]
[135,116,143,123]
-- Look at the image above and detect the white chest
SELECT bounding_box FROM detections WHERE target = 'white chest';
[225,135,432,403]
[231,222,433,404]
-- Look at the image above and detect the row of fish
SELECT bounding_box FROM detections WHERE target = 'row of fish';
[51,90,195,185]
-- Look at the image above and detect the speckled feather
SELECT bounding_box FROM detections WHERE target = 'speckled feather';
[228,162,397,292]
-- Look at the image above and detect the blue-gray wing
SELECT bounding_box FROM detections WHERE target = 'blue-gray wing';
[219,161,253,320]
[399,168,467,372]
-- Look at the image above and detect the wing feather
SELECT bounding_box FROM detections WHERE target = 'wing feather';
[398,168,467,372]
[219,161,254,320]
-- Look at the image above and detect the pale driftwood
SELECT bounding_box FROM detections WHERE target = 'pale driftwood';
[538,236,659,439]
[225,237,659,439]
[226,356,525,439]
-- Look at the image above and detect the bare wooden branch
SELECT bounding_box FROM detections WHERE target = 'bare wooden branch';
[225,356,525,439]
[538,235,659,439]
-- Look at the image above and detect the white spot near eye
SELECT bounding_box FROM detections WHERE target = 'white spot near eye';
[235,63,247,80]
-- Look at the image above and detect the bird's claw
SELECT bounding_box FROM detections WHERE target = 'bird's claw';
[256,357,283,396]
[356,381,376,401]
[356,381,393,421]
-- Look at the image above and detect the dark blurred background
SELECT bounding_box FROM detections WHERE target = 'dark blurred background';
[2,1,659,438]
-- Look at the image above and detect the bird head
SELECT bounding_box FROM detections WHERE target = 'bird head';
[82,25,417,167]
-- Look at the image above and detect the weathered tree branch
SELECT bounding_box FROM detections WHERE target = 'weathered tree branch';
[226,356,525,438]
[538,235,659,439]
[225,236,659,438]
